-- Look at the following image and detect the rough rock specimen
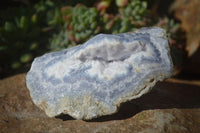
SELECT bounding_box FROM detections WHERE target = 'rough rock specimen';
[26,27,173,120]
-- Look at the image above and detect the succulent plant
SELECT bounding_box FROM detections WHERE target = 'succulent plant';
[49,29,71,51]
[103,0,148,34]
[119,0,148,22]
[115,0,129,7]
[0,14,40,71]
[61,5,101,45]
[0,0,64,78]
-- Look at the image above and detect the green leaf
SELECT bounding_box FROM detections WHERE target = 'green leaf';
[4,22,15,32]
[20,16,28,30]
[31,14,38,24]
[29,42,39,50]
[11,62,21,69]
[20,54,33,63]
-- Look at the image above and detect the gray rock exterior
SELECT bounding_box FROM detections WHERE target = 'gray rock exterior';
[26,27,173,120]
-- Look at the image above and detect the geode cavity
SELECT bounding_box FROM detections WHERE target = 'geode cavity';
[26,27,173,120]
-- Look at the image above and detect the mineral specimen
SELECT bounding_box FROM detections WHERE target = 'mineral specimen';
[26,27,173,120]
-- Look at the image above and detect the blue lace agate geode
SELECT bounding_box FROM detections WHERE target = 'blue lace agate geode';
[26,27,173,120]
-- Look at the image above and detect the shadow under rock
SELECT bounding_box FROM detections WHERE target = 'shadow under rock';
[58,81,200,122]
[55,113,75,121]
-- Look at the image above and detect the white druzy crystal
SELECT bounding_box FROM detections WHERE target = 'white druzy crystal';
[26,27,173,120]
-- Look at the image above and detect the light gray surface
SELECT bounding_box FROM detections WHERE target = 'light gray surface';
[26,27,173,120]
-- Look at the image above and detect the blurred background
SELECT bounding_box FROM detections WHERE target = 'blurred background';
[0,0,199,79]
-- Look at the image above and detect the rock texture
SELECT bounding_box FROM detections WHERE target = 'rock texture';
[1,74,200,133]
[26,27,173,120]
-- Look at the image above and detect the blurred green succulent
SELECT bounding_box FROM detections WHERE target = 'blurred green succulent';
[34,0,64,26]
[102,0,148,34]
[156,17,180,39]
[49,29,71,51]
[0,14,40,70]
[61,5,101,45]
[0,0,64,78]
[120,0,148,22]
